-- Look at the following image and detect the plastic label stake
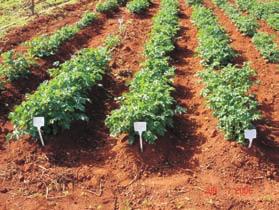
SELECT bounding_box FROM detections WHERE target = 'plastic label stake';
[33,117,45,146]
[134,122,147,152]
[244,129,257,148]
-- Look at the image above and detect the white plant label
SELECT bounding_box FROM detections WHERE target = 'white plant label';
[33,117,45,146]
[244,129,257,148]
[134,122,147,152]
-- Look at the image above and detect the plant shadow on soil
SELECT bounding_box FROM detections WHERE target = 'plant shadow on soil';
[40,73,127,168]
[41,56,205,176]
[41,75,204,176]
[241,102,279,178]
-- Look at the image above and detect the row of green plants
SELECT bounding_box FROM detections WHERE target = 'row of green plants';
[186,0,203,6]
[191,4,236,68]
[96,0,119,13]
[236,0,279,31]
[198,65,260,142]
[105,0,183,144]
[8,35,120,139]
[127,0,151,14]
[212,0,278,63]
[0,11,97,91]
[96,0,129,13]
[0,51,34,89]
[191,3,260,143]
[252,32,279,63]
[212,0,259,36]
[27,11,97,58]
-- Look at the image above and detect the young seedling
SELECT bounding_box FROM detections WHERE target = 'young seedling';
[33,117,45,146]
[244,129,257,148]
[134,122,147,152]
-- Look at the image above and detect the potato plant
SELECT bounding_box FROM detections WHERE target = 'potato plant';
[76,11,98,29]
[191,5,236,68]
[127,0,150,14]
[0,50,33,82]
[236,0,279,31]
[198,64,260,142]
[213,0,259,36]
[185,0,203,6]
[96,0,119,13]
[8,35,120,139]
[106,0,183,144]
[188,2,260,143]
[27,11,97,58]
[266,14,279,31]
[252,32,279,63]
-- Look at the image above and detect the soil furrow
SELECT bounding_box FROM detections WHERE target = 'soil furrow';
[0,2,160,209]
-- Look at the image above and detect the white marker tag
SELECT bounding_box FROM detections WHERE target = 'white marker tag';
[134,122,147,152]
[33,117,45,146]
[33,117,45,128]
[244,129,257,148]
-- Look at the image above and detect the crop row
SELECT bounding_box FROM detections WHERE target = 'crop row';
[252,32,279,63]
[236,0,279,31]
[8,35,120,139]
[212,0,279,63]
[27,11,97,58]
[191,4,236,68]
[0,11,97,90]
[95,0,151,14]
[212,0,258,36]
[96,0,126,13]
[190,2,260,143]
[0,51,34,90]
[105,0,183,144]
[127,0,151,14]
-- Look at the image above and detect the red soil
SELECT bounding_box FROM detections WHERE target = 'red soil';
[0,0,278,209]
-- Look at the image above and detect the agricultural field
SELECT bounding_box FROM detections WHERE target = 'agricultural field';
[0,0,278,209]
[0,0,82,38]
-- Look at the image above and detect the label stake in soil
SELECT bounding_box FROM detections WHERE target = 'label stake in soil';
[245,129,257,148]
[134,122,147,152]
[33,117,45,146]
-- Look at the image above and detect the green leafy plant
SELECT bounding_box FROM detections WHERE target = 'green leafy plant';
[117,0,128,6]
[126,0,150,14]
[252,32,279,63]
[189,2,260,143]
[266,14,279,31]
[27,11,97,58]
[104,34,121,50]
[185,0,203,5]
[96,0,119,13]
[191,5,236,68]
[198,64,260,142]
[76,11,97,29]
[8,34,121,139]
[212,0,259,36]
[0,50,33,82]
[236,0,279,31]
[236,0,254,11]
[27,25,79,57]
[106,0,182,144]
